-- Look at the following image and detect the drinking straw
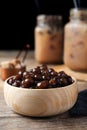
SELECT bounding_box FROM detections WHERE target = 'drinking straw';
[73,0,78,8]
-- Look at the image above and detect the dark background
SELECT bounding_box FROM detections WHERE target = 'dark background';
[1,0,87,50]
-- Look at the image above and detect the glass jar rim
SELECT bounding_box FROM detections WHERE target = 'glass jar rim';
[36,14,63,29]
[70,8,87,11]
[70,8,87,20]
[37,14,62,22]
[70,8,87,14]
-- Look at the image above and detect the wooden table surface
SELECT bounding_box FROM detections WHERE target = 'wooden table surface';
[0,50,87,130]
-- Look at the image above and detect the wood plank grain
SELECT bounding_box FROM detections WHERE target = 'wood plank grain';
[54,65,87,81]
[0,51,87,130]
[0,116,87,130]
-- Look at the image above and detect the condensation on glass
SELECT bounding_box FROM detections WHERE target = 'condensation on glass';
[34,15,63,64]
[64,8,87,72]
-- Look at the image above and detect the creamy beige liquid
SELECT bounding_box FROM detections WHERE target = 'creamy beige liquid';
[64,21,87,72]
[35,27,63,64]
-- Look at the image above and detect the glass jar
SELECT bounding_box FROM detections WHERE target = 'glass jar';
[64,8,87,72]
[34,15,63,64]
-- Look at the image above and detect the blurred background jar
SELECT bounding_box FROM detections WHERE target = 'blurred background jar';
[34,15,63,64]
[64,8,87,72]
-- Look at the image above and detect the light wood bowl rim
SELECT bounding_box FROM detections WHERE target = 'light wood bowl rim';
[4,76,77,91]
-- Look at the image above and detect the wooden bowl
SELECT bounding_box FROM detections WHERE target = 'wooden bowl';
[4,77,78,117]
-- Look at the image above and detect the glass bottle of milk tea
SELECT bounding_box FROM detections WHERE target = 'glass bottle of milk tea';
[34,15,63,64]
[64,8,87,72]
